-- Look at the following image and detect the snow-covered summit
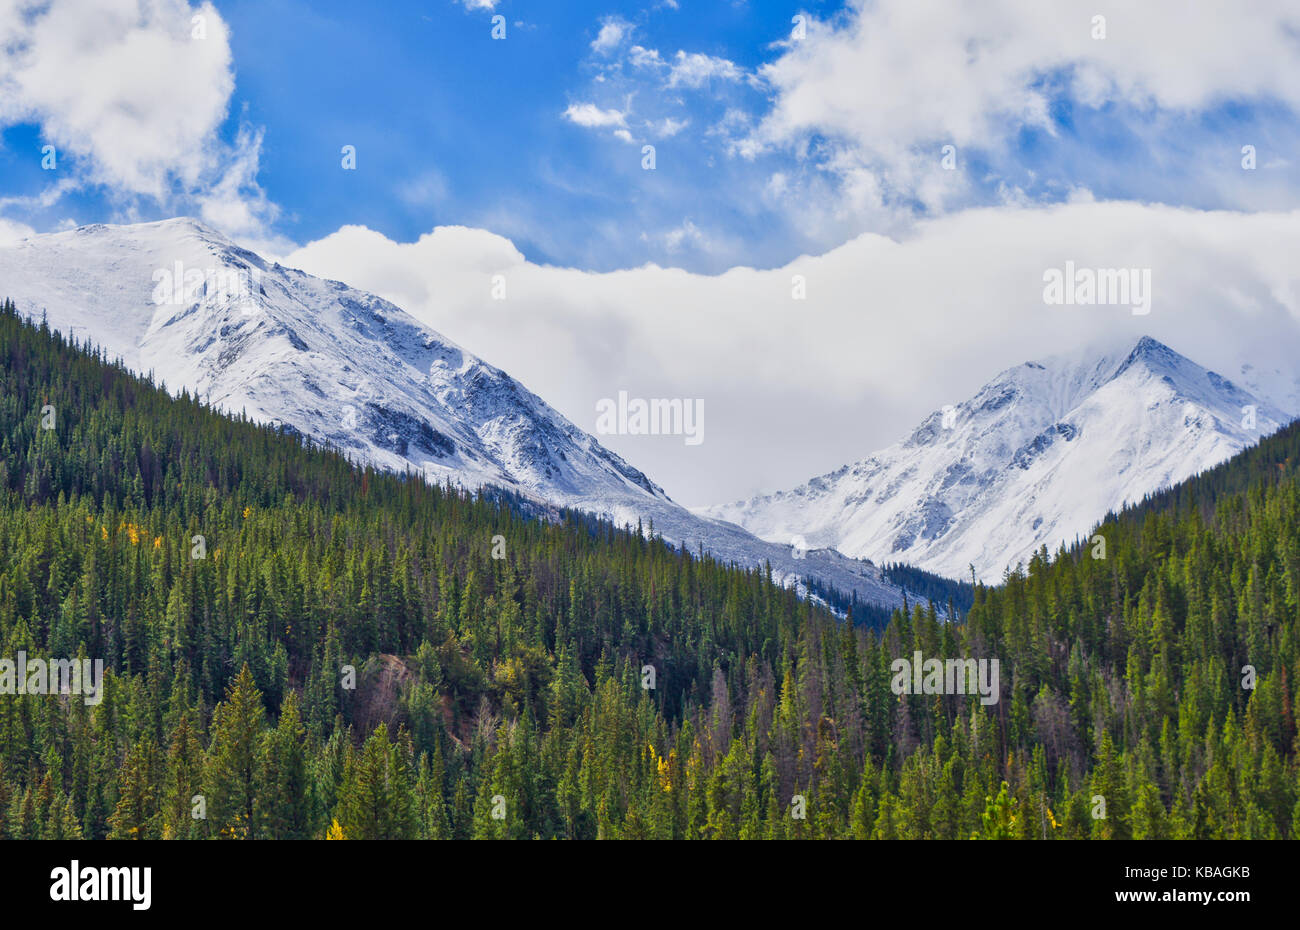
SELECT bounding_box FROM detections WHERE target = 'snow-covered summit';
[0,218,667,499]
[704,335,1291,580]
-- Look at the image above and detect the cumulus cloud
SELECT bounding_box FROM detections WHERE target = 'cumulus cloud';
[623,46,749,89]
[749,0,1300,207]
[648,117,689,138]
[284,203,1300,506]
[759,0,1300,149]
[591,18,630,54]
[563,102,628,129]
[666,51,746,88]
[0,0,272,234]
[628,45,665,70]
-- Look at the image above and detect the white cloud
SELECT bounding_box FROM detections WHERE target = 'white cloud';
[591,18,630,54]
[666,51,745,89]
[284,203,1300,506]
[628,45,665,70]
[0,0,272,235]
[648,117,689,138]
[0,216,35,243]
[563,103,628,129]
[197,125,278,238]
[457,0,499,10]
[750,0,1300,200]
[0,0,229,194]
[663,219,706,252]
[0,174,83,213]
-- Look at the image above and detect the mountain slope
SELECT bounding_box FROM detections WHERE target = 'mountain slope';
[704,337,1291,580]
[0,218,906,610]
[0,218,665,500]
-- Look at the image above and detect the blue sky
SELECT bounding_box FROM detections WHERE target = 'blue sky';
[3,0,1297,273]
[5,0,851,270]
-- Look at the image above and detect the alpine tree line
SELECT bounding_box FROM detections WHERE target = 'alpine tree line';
[0,298,1296,839]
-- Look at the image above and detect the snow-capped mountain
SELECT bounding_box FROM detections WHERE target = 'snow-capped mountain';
[0,218,906,609]
[704,337,1292,581]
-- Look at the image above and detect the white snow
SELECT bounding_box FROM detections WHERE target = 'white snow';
[703,336,1292,581]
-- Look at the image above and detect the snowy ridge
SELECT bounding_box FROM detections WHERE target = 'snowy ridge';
[0,218,908,611]
[704,336,1292,580]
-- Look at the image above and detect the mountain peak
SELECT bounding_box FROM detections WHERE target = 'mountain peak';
[66,216,223,239]
[1117,333,1178,371]
[1131,333,1167,353]
[707,335,1286,579]
[1027,332,1171,376]
[0,217,675,508]
[149,216,226,237]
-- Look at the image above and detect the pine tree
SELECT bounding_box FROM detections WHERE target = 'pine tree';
[204,664,266,839]
[260,691,311,839]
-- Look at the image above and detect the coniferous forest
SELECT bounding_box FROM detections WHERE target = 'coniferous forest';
[1,298,1297,840]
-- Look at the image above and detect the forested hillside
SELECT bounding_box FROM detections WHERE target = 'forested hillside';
[0,299,1295,839]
